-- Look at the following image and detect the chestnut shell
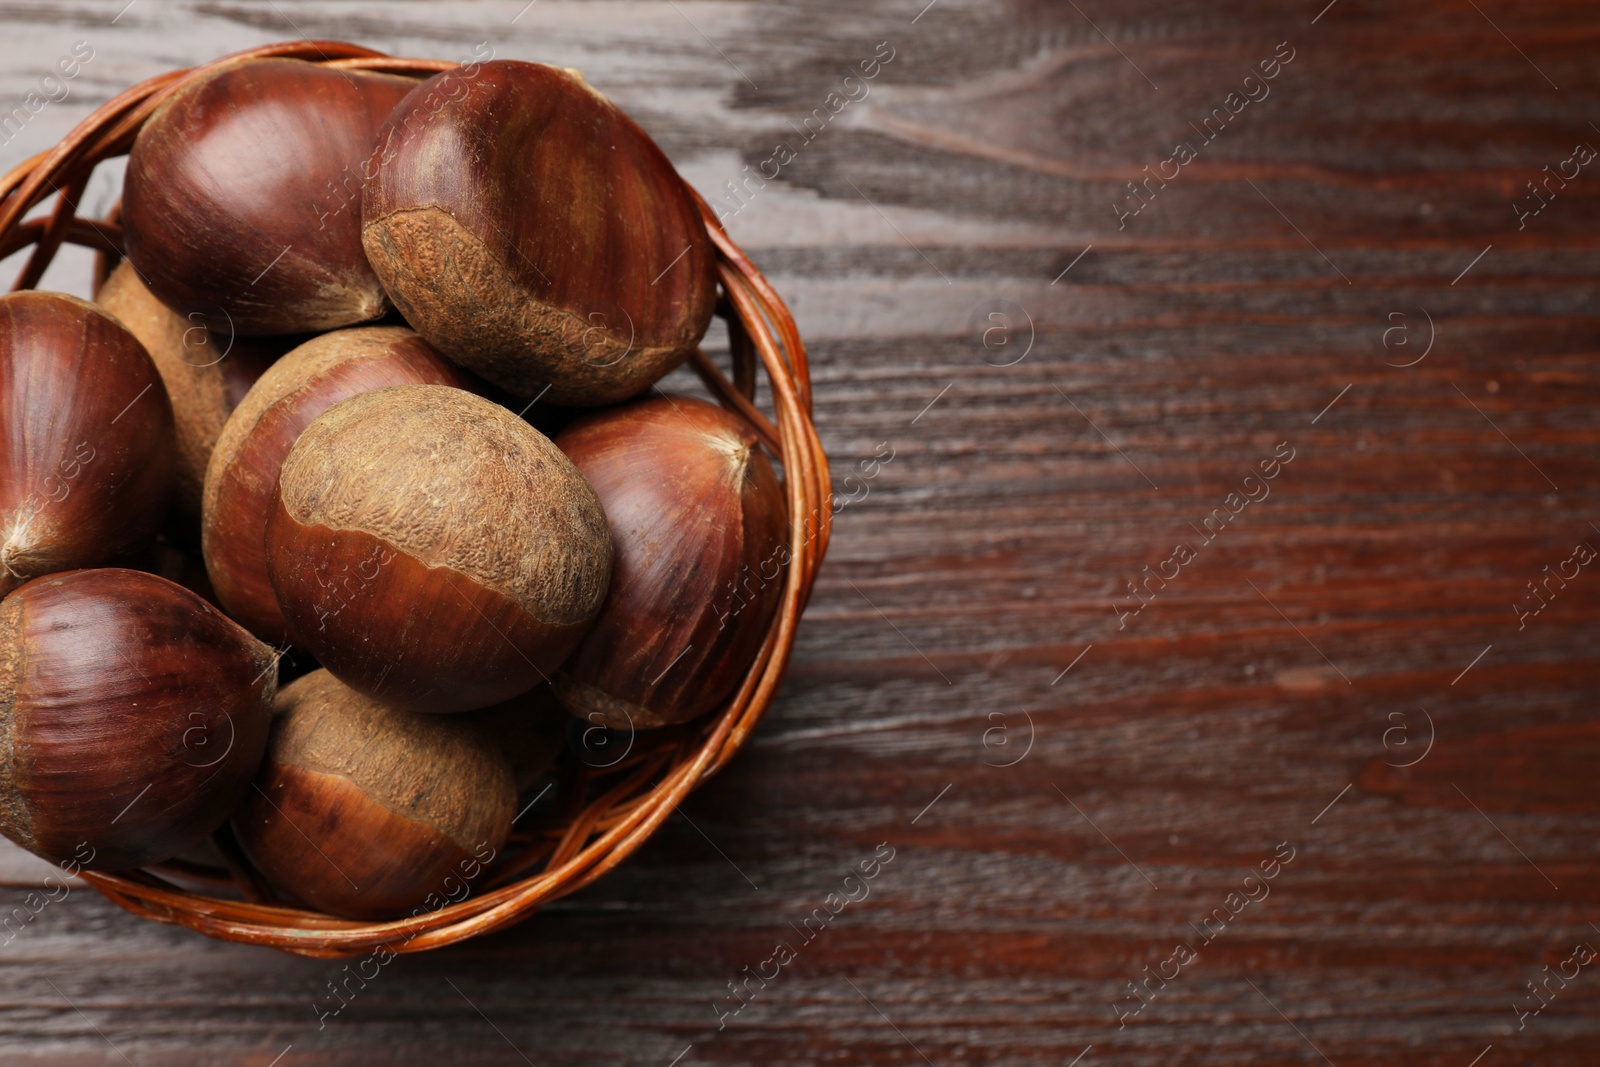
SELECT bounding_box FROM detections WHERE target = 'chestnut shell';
[265,385,612,713]
[0,291,175,596]
[0,568,276,870]
[361,60,717,406]
[202,326,470,643]
[552,395,787,728]
[233,669,514,919]
[123,57,416,336]
[96,260,284,516]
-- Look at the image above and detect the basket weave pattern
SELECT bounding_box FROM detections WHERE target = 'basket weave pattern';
[0,40,829,957]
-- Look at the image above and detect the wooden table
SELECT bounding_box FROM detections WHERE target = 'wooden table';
[2,1,1598,1063]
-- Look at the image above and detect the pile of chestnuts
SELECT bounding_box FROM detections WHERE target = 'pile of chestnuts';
[0,54,787,919]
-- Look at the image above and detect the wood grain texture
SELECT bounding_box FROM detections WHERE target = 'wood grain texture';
[1,0,1599,1064]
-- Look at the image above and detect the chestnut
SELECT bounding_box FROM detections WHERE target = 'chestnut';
[202,326,470,643]
[123,57,416,336]
[232,669,514,919]
[552,396,787,729]
[265,384,612,713]
[96,260,284,516]
[0,291,175,597]
[0,568,276,870]
[362,60,717,406]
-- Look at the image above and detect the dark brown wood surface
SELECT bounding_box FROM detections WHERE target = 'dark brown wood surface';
[2,0,1599,1063]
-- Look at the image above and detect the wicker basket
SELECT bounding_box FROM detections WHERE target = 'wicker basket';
[0,40,829,957]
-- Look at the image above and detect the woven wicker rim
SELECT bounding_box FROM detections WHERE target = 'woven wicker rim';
[0,40,830,957]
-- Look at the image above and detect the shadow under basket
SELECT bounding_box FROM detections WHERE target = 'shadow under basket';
[0,40,830,957]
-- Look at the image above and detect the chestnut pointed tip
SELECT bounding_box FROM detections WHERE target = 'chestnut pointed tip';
[699,429,756,478]
[0,546,25,593]
[559,66,610,105]
[280,277,392,335]
[552,670,661,731]
[0,508,50,590]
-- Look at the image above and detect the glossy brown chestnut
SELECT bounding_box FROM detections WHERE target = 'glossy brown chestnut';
[265,385,612,713]
[233,669,514,919]
[202,326,470,643]
[552,396,787,729]
[123,57,416,336]
[0,291,175,596]
[0,568,276,870]
[97,260,284,516]
[361,60,717,406]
